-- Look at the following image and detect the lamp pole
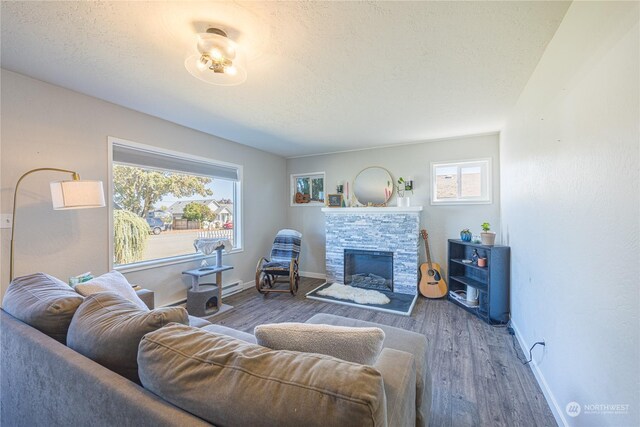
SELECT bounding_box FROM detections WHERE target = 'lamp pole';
[9,168,79,281]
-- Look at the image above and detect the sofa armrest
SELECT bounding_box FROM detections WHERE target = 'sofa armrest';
[374,348,416,427]
[1,310,210,427]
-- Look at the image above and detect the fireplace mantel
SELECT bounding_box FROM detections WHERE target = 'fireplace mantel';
[322,206,423,214]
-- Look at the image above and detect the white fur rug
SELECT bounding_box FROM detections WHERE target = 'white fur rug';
[317,283,390,305]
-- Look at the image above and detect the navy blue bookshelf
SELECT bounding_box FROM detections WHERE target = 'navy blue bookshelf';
[447,239,510,324]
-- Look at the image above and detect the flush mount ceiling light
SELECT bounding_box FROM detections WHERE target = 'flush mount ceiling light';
[185,27,247,86]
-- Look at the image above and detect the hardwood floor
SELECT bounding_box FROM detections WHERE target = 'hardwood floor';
[214,277,556,427]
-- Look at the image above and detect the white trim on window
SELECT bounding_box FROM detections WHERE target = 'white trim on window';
[107,136,243,272]
[290,171,326,207]
[430,158,492,205]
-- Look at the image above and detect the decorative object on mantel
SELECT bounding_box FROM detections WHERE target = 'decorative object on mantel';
[327,194,343,207]
[345,181,351,206]
[396,176,414,207]
[9,167,105,280]
[460,228,472,242]
[336,182,344,194]
[353,166,394,206]
[480,222,496,245]
[317,283,390,305]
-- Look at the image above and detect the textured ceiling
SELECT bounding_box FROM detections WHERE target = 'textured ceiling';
[1,1,570,157]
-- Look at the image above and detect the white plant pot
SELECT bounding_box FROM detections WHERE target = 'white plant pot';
[480,232,496,246]
[397,197,410,207]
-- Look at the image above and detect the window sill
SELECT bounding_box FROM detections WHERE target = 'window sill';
[114,248,244,274]
[290,202,325,207]
[430,200,492,206]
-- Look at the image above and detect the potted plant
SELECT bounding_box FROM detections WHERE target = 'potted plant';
[460,228,472,242]
[480,222,496,246]
[396,177,413,207]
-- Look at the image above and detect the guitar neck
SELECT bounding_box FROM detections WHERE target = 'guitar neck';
[424,240,433,269]
[421,231,434,270]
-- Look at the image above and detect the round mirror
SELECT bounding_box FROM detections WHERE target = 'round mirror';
[353,167,394,206]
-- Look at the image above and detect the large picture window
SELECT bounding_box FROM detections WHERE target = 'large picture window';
[109,138,242,268]
[431,159,492,205]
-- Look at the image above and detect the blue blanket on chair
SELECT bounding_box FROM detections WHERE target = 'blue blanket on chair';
[270,229,302,263]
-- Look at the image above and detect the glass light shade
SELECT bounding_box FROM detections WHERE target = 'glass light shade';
[185,54,247,86]
[50,180,106,210]
[197,32,237,60]
[185,31,247,86]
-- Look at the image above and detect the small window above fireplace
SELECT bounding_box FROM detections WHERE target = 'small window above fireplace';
[290,172,325,206]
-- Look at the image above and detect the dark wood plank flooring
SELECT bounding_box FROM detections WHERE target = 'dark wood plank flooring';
[214,278,556,427]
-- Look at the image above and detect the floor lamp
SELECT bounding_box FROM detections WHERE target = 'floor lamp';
[9,168,106,281]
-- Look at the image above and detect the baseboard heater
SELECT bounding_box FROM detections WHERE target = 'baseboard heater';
[221,280,243,297]
[165,280,243,307]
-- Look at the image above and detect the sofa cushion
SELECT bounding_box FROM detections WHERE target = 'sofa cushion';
[202,323,257,343]
[74,270,147,310]
[306,313,432,427]
[138,323,387,427]
[255,322,385,365]
[67,292,188,383]
[188,315,211,328]
[1,272,84,344]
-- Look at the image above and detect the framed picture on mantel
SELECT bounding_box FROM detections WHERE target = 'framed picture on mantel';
[327,194,343,207]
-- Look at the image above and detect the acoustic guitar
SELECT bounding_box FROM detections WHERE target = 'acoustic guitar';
[419,229,448,298]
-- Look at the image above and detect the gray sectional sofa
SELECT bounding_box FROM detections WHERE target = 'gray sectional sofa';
[0,274,432,426]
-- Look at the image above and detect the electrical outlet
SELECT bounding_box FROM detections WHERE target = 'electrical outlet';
[0,214,12,229]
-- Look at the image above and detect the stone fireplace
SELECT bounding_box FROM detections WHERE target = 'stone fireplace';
[322,207,422,295]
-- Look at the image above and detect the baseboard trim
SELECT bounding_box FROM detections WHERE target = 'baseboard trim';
[243,273,325,290]
[300,271,326,279]
[510,321,566,427]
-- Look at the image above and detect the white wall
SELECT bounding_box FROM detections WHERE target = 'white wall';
[0,70,287,306]
[500,2,639,426]
[286,133,501,277]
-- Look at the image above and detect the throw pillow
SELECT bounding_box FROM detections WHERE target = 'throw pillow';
[74,270,148,310]
[254,322,385,365]
[67,292,188,383]
[138,324,387,427]
[2,272,84,343]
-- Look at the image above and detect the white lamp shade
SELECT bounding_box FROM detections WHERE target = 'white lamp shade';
[50,180,105,210]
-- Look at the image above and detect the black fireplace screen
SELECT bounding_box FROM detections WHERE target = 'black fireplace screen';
[344,249,393,292]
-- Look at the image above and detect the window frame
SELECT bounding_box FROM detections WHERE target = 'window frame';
[290,172,326,207]
[430,158,492,205]
[108,137,243,273]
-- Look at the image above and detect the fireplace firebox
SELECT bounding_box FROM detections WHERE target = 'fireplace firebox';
[344,249,393,292]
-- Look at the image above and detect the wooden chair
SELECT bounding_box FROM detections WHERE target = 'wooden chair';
[255,229,302,295]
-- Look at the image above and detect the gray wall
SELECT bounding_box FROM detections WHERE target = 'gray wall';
[0,70,287,306]
[286,133,501,278]
[501,2,639,426]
